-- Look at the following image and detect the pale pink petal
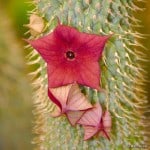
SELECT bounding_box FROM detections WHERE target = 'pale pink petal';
[83,126,99,140]
[50,106,61,117]
[78,103,102,126]
[66,111,85,126]
[48,88,62,110]
[100,131,110,140]
[49,84,72,108]
[103,111,112,128]
[77,61,100,90]
[102,111,112,139]
[67,84,92,111]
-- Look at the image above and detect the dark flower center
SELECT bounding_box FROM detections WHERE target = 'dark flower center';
[66,51,75,60]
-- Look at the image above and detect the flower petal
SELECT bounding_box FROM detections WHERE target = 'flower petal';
[67,84,92,111]
[83,126,99,140]
[48,84,72,108]
[54,24,79,45]
[28,32,67,64]
[103,111,112,129]
[78,103,102,126]
[50,106,61,117]
[76,33,110,61]
[47,64,77,88]
[66,110,85,126]
[27,33,56,62]
[100,131,110,140]
[78,61,100,90]
[48,88,62,110]
[101,111,112,140]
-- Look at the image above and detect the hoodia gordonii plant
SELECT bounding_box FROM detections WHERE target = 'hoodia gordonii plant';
[26,0,149,149]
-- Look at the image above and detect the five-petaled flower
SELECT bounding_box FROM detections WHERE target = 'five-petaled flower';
[78,103,112,140]
[48,83,92,126]
[27,20,112,140]
[28,23,110,90]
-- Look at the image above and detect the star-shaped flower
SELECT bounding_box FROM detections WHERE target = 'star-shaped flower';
[48,83,92,126]
[28,23,110,90]
[78,103,112,140]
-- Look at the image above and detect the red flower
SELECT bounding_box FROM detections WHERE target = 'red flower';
[78,103,112,140]
[48,83,92,126]
[28,23,110,90]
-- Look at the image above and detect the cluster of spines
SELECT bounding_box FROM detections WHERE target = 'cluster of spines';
[26,0,149,149]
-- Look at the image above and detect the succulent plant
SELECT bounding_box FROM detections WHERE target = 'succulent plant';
[27,0,149,149]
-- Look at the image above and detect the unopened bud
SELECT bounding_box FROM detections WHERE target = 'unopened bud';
[25,14,44,36]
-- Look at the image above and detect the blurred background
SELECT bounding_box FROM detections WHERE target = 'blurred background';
[0,0,149,150]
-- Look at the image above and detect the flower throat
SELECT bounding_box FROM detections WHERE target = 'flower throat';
[66,51,75,59]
